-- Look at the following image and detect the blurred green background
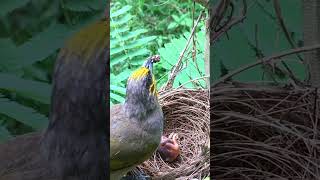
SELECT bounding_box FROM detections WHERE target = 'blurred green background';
[0,0,106,141]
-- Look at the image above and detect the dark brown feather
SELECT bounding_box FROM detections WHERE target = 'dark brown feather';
[0,132,56,180]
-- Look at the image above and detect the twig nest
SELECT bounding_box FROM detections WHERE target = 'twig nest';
[139,88,210,179]
[211,82,320,179]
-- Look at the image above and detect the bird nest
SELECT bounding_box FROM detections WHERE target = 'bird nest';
[138,88,210,179]
[212,82,320,179]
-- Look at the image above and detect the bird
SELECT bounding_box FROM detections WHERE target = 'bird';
[110,55,164,180]
[157,133,180,162]
[0,18,109,180]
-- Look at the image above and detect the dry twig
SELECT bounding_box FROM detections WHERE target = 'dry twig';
[210,0,247,44]
[212,82,320,179]
[163,11,205,90]
[213,44,320,87]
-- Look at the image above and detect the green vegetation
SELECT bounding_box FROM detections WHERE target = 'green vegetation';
[0,0,106,140]
[110,1,207,104]
[0,0,207,141]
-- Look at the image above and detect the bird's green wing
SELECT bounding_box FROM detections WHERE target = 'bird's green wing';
[110,105,159,171]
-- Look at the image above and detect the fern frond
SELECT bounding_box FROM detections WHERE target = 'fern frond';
[0,97,48,130]
[0,0,30,17]
[0,74,51,104]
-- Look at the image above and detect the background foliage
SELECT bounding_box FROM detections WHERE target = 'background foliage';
[0,0,207,141]
[0,0,106,141]
[110,1,207,104]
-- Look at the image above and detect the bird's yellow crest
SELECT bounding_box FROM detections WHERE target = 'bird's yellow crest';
[62,20,108,64]
[129,67,149,80]
[128,67,158,96]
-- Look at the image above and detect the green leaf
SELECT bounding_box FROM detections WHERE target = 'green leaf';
[0,0,30,17]
[111,27,129,37]
[111,29,148,46]
[0,98,48,130]
[0,23,76,70]
[113,71,130,82]
[0,126,12,142]
[111,48,149,66]
[168,22,178,30]
[111,5,132,18]
[130,58,146,66]
[22,64,50,82]
[110,85,126,95]
[110,92,125,103]
[111,36,155,56]
[111,14,132,27]
[0,73,51,104]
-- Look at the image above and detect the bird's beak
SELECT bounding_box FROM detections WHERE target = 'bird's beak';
[143,61,153,74]
[143,55,160,74]
[151,55,160,63]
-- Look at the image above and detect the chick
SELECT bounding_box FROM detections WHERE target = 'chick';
[158,133,180,162]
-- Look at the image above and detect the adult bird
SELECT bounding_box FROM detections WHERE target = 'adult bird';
[0,19,109,180]
[110,55,164,179]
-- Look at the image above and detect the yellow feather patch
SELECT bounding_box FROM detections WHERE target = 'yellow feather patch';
[149,75,158,96]
[128,67,158,97]
[62,20,108,63]
[129,67,149,80]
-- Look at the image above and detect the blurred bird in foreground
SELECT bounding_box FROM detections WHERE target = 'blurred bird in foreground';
[110,55,164,180]
[0,19,108,180]
[158,133,180,162]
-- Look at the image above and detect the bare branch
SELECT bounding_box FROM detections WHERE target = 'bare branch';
[212,44,320,87]
[273,0,303,62]
[163,11,205,90]
[210,0,247,44]
[209,0,230,34]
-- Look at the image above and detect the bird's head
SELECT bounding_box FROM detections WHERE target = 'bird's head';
[124,55,161,116]
[126,55,160,99]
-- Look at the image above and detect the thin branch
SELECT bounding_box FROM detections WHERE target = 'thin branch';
[163,11,205,90]
[312,87,318,139]
[212,44,320,87]
[214,1,234,33]
[177,76,210,89]
[210,0,247,44]
[209,0,230,35]
[273,0,303,62]
[272,0,304,86]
